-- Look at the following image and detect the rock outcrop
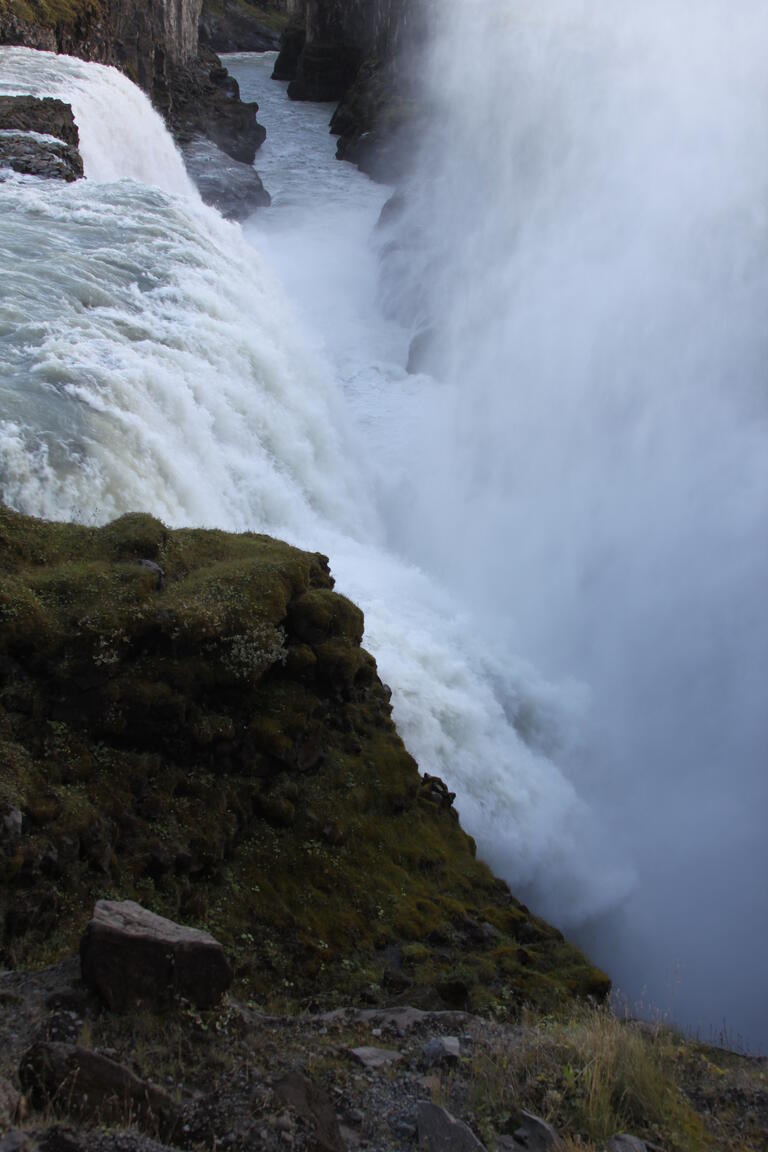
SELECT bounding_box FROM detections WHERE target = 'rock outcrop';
[180,132,270,218]
[0,95,83,182]
[199,0,284,53]
[0,0,267,171]
[0,506,609,1016]
[80,899,233,1011]
[272,0,424,180]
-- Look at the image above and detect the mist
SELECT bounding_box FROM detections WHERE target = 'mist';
[378,1,768,1045]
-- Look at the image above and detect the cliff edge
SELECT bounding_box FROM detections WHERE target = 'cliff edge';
[0,507,608,1016]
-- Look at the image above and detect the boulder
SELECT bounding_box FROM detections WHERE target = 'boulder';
[273,1071,346,1152]
[497,1111,564,1151]
[417,1103,486,1152]
[605,1138,648,1152]
[347,1046,402,1070]
[80,899,232,1011]
[181,134,270,220]
[19,1043,177,1136]
[421,1036,461,1069]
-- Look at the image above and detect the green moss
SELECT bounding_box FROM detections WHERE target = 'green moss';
[0,507,608,1015]
[0,0,99,31]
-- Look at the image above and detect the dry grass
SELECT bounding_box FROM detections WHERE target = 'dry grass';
[464,1005,710,1151]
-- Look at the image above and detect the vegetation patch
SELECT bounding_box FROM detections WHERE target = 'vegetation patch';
[0,507,608,1017]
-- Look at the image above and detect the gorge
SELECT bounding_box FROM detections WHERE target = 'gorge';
[0,0,767,1127]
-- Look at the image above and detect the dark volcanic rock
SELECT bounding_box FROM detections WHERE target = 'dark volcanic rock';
[199,0,281,53]
[0,96,79,146]
[181,134,270,218]
[80,899,232,1011]
[287,39,361,102]
[19,1042,177,1135]
[272,20,305,80]
[0,95,83,183]
[0,0,266,168]
[163,49,266,163]
[331,54,419,181]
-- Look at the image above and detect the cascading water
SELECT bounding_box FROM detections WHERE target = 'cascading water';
[0,45,628,1003]
[3,14,766,1047]
[378,2,768,1042]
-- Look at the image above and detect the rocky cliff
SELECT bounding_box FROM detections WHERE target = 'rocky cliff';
[0,506,608,1017]
[0,0,268,201]
[0,508,761,1152]
[272,0,423,179]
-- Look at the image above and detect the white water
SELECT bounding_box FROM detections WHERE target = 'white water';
[2,28,766,1046]
[0,48,626,962]
[379,2,768,1043]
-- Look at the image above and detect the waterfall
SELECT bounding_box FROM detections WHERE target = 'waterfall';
[0,47,195,191]
[380,0,768,1040]
[0,47,629,953]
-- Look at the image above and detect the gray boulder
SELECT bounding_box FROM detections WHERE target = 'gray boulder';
[497,1111,564,1151]
[421,1035,461,1069]
[273,1070,346,1152]
[80,899,232,1012]
[348,1046,402,1070]
[417,1103,486,1152]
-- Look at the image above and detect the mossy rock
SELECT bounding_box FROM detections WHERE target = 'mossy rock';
[0,507,608,1014]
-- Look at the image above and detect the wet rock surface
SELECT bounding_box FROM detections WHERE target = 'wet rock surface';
[0,96,83,182]
[181,133,270,218]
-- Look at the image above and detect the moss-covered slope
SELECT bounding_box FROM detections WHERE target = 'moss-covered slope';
[0,508,608,1014]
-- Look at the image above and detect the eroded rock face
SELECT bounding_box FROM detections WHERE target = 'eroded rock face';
[0,95,84,182]
[287,40,361,102]
[80,899,232,1011]
[199,0,281,53]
